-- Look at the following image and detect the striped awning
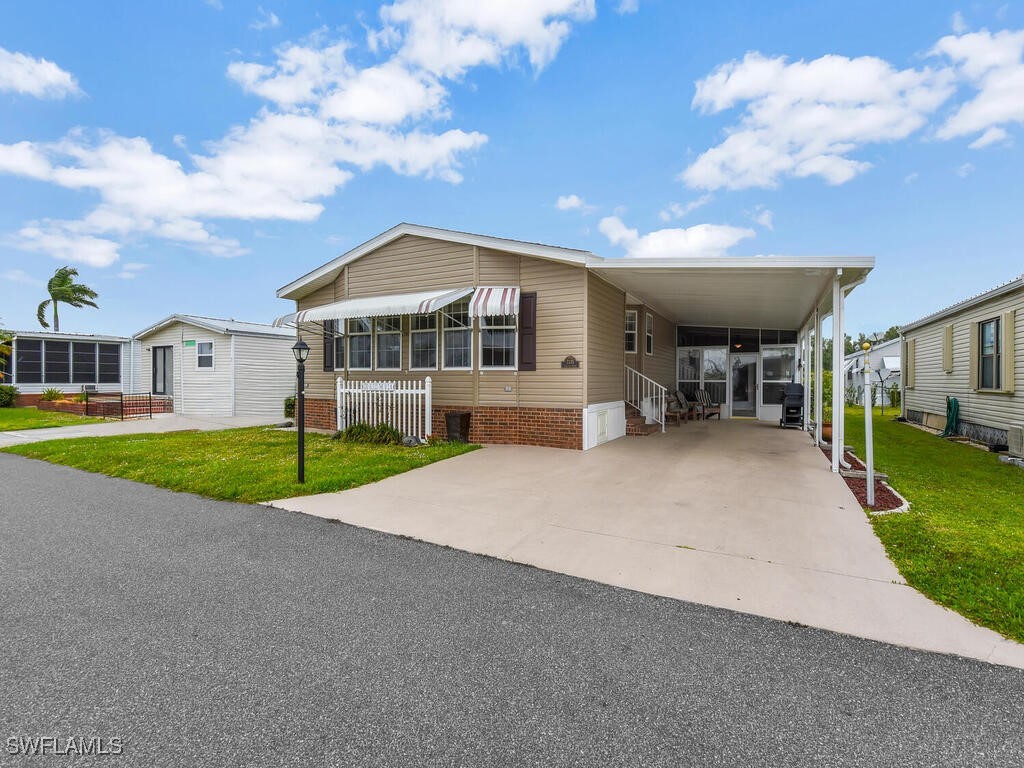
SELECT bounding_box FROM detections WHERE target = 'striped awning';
[273,287,473,327]
[469,286,520,317]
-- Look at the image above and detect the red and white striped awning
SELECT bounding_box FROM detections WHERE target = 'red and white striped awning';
[274,287,473,327]
[469,286,520,317]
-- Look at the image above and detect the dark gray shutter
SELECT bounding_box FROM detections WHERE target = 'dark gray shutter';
[323,320,335,371]
[518,292,537,372]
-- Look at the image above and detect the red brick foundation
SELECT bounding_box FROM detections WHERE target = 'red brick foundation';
[34,395,174,418]
[303,398,583,450]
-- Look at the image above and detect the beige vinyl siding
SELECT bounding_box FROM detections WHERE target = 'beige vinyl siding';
[647,311,676,391]
[477,247,519,284]
[139,323,233,417]
[292,240,587,411]
[233,334,297,419]
[586,273,625,404]
[518,256,584,408]
[346,235,475,297]
[904,288,1023,431]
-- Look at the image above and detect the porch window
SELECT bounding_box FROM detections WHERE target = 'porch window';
[347,318,372,370]
[980,318,1000,389]
[443,299,472,370]
[645,313,654,355]
[44,340,70,384]
[410,314,437,369]
[72,342,97,383]
[702,348,727,406]
[375,316,402,370]
[481,314,516,368]
[761,346,796,405]
[677,347,701,400]
[14,339,42,384]
[334,333,346,371]
[625,310,638,353]
[97,344,121,384]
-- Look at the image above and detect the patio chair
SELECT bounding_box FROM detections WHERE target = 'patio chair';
[696,388,722,420]
[675,391,700,422]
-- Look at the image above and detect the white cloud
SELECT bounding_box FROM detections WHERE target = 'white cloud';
[204,0,223,9]
[968,126,1011,148]
[658,194,712,222]
[951,11,968,35]
[250,7,281,31]
[956,161,975,177]
[13,225,120,268]
[555,193,594,212]
[681,52,955,190]
[933,28,1024,147]
[117,262,148,280]
[0,4,597,267]
[0,47,81,99]
[598,215,755,258]
[1,268,43,286]
[751,205,773,230]
[904,171,919,183]
[616,0,639,14]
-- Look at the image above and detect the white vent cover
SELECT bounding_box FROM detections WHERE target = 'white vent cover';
[1009,424,1024,458]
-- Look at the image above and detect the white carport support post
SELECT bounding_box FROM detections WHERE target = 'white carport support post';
[814,307,823,446]
[831,270,844,473]
[801,324,811,431]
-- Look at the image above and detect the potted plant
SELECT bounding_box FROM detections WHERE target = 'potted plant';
[820,370,833,442]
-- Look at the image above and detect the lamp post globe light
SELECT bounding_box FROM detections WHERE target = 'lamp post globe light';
[292,339,310,484]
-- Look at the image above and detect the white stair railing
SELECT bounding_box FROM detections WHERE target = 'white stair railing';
[336,376,433,440]
[624,366,666,433]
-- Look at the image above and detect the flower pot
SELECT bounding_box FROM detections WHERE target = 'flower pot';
[821,422,833,442]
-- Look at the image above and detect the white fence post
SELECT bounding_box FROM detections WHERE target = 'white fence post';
[425,376,433,437]
[334,377,434,440]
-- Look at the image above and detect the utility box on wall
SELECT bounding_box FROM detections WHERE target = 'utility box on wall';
[1009,424,1024,458]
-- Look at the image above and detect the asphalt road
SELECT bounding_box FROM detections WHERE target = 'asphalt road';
[1,454,1023,768]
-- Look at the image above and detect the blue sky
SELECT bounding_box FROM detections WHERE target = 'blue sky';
[1,0,1021,337]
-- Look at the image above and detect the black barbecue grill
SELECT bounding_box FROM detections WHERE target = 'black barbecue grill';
[779,382,804,429]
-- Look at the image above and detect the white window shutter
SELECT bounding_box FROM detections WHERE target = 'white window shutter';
[942,324,953,373]
[1002,311,1015,393]
[906,338,916,388]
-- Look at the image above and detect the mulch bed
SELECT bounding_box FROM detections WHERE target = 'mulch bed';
[820,447,905,512]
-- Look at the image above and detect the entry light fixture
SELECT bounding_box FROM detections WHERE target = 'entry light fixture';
[292,338,310,363]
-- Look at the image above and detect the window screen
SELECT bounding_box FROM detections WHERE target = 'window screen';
[98,344,120,384]
[44,340,70,384]
[15,339,42,383]
[72,342,97,383]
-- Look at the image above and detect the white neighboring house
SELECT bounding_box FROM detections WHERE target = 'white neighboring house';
[3,330,142,401]
[133,315,296,419]
[844,337,901,406]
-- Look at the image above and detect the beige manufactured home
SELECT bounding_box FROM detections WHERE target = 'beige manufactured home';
[277,223,872,461]
[901,274,1021,445]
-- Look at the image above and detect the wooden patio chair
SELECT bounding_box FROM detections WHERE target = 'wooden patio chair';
[696,388,722,420]
[675,391,700,422]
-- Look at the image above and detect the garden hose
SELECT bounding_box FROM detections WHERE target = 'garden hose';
[940,396,959,438]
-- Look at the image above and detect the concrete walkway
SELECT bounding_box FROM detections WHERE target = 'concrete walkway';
[0,413,284,447]
[269,420,1024,669]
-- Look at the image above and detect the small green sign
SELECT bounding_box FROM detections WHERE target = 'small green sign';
[183,340,196,348]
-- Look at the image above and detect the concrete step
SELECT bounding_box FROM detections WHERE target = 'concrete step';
[626,422,660,436]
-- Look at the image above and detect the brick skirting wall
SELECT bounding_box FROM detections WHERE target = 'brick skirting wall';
[303,398,583,450]
[35,396,174,418]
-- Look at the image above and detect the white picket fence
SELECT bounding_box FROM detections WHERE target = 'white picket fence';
[336,376,433,440]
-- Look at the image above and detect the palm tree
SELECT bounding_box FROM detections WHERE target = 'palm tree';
[36,266,99,332]
[0,323,10,381]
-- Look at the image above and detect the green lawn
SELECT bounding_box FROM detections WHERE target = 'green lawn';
[1,427,478,503]
[844,405,1024,643]
[0,407,107,431]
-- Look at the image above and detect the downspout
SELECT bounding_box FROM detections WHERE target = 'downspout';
[230,334,237,417]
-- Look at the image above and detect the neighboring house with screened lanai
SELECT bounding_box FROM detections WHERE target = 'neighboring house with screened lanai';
[276,223,873,466]
[900,273,1022,446]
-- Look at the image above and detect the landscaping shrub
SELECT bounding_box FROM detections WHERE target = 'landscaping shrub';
[887,381,901,409]
[336,422,403,445]
[284,395,295,419]
[39,388,66,401]
[0,384,17,408]
[72,392,88,403]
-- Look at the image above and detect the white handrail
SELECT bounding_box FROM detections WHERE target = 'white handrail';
[624,365,666,433]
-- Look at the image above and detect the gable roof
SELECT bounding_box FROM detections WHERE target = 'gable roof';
[277,222,595,300]
[900,273,1024,333]
[134,314,294,340]
[844,336,901,361]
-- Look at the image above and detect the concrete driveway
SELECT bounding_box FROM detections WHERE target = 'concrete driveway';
[0,413,284,447]
[271,420,1024,668]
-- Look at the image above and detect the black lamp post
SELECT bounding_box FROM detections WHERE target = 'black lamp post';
[292,339,310,483]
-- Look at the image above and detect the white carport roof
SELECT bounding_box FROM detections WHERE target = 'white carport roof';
[590,256,874,329]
